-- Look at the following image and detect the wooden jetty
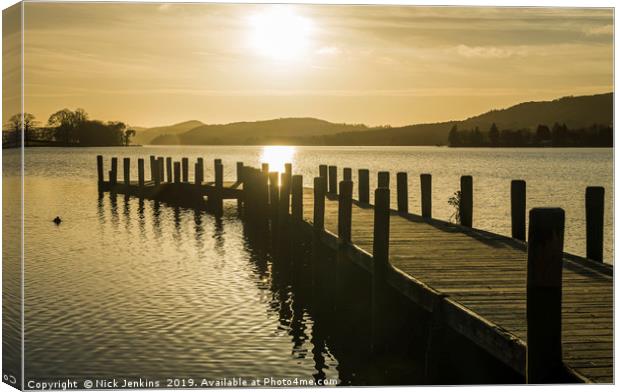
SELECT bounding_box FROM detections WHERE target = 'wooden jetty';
[97,155,613,384]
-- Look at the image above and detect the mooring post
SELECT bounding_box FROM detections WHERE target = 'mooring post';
[511,180,526,241]
[110,157,118,186]
[182,158,189,182]
[585,186,604,262]
[97,155,104,191]
[328,165,337,195]
[166,157,172,183]
[372,187,390,354]
[420,174,432,219]
[174,161,181,184]
[358,169,369,204]
[460,175,473,227]
[158,157,164,185]
[236,162,244,183]
[257,170,269,221]
[241,167,253,219]
[194,162,201,186]
[378,171,390,188]
[123,157,130,186]
[343,167,352,181]
[338,180,353,244]
[236,162,245,210]
[319,164,328,181]
[397,172,408,214]
[526,208,565,384]
[291,175,303,223]
[261,163,269,174]
[154,157,161,186]
[313,177,326,232]
[195,158,203,185]
[285,163,292,177]
[138,158,145,189]
[268,171,279,220]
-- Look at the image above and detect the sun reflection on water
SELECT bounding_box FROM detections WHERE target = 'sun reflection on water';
[259,146,296,173]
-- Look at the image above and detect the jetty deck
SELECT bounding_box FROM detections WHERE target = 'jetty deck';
[97,155,613,383]
[300,189,613,383]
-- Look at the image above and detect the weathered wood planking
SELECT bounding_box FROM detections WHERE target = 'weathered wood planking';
[299,188,613,383]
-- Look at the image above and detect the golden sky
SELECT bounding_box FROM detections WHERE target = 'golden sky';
[5,3,614,127]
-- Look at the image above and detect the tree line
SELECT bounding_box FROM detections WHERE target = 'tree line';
[448,122,613,147]
[2,109,136,148]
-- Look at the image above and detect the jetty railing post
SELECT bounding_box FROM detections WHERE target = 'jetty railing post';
[123,158,130,186]
[343,168,352,181]
[110,157,118,186]
[291,175,303,223]
[460,175,473,227]
[358,169,369,204]
[97,155,104,191]
[319,164,327,181]
[328,165,337,195]
[313,177,326,232]
[526,208,565,384]
[214,161,224,215]
[338,181,353,244]
[420,174,432,219]
[138,158,145,189]
[166,157,172,183]
[182,157,189,182]
[158,157,164,185]
[279,171,291,226]
[173,161,181,184]
[585,186,604,262]
[372,187,390,354]
[511,180,526,240]
[378,171,390,189]
[268,171,279,220]
[262,163,269,174]
[397,172,408,214]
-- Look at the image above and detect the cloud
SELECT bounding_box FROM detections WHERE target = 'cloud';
[455,45,528,59]
[316,46,341,56]
[583,24,613,36]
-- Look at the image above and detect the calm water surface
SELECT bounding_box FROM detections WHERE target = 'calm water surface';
[3,146,614,384]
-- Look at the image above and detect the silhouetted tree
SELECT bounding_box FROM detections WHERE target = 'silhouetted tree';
[535,124,551,142]
[7,112,36,144]
[488,123,499,145]
[448,125,460,146]
[123,128,136,146]
[48,108,88,145]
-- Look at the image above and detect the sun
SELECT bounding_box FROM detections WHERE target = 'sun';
[248,7,314,62]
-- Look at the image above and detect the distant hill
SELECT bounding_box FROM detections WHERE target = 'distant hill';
[144,92,612,146]
[151,118,368,145]
[133,120,205,145]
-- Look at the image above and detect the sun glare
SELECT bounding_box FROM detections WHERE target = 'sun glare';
[260,146,296,174]
[248,8,314,62]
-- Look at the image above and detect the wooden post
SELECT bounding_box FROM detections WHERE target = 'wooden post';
[214,161,223,214]
[291,175,303,222]
[313,177,326,232]
[182,157,189,182]
[261,163,269,174]
[174,162,181,184]
[511,180,526,241]
[154,157,161,186]
[236,162,244,210]
[149,155,155,182]
[358,169,369,204]
[338,181,353,243]
[97,155,104,190]
[460,175,473,227]
[372,187,390,353]
[236,162,244,182]
[378,171,389,188]
[526,208,565,383]
[166,157,172,183]
[279,171,291,224]
[397,172,408,214]
[343,167,352,181]
[328,165,337,195]
[110,157,118,186]
[158,157,164,185]
[257,170,269,221]
[420,174,432,219]
[586,186,604,262]
[123,158,130,186]
[194,162,201,185]
[138,158,145,188]
[319,164,327,180]
[196,158,203,185]
[269,171,279,220]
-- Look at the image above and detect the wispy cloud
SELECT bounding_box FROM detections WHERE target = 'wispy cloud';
[455,45,528,59]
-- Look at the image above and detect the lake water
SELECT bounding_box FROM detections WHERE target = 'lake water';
[2,146,613,386]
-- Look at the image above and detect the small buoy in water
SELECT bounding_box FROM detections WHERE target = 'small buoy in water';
[53,216,62,225]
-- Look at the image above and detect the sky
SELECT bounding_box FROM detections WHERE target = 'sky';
[3,2,614,128]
